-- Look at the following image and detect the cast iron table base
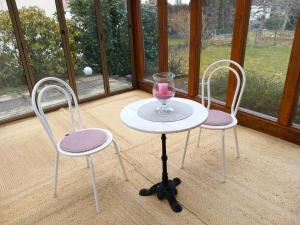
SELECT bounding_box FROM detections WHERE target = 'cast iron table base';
[139,134,182,213]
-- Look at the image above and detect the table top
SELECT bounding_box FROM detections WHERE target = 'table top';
[120,97,208,134]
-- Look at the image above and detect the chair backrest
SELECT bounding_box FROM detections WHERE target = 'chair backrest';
[201,59,246,116]
[31,77,83,149]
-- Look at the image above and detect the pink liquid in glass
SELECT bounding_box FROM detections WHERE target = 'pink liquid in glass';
[155,83,173,100]
[158,83,168,95]
[154,92,173,99]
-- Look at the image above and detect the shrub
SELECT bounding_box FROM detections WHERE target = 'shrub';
[210,70,284,117]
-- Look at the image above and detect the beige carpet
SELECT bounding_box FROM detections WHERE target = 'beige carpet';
[0,90,299,225]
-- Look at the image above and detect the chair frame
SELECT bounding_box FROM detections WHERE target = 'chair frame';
[181,60,246,182]
[31,77,128,213]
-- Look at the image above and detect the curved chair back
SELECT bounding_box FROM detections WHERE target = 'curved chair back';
[31,77,83,149]
[201,60,246,116]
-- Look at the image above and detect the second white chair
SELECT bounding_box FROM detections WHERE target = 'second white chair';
[31,77,128,213]
[180,60,246,182]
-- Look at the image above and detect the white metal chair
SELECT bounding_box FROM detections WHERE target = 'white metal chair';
[180,60,246,182]
[31,77,128,213]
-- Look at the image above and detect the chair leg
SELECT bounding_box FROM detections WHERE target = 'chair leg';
[221,130,226,183]
[112,140,128,181]
[197,127,202,147]
[87,156,100,213]
[53,151,59,197]
[233,127,240,158]
[181,130,190,169]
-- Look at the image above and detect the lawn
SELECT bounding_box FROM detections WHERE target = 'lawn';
[168,30,298,121]
[169,36,291,80]
[244,44,290,81]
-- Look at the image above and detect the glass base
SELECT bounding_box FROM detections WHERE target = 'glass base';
[156,105,174,115]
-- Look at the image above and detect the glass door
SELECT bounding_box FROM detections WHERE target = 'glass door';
[63,0,106,100]
[16,0,69,107]
[101,0,133,92]
[0,0,32,120]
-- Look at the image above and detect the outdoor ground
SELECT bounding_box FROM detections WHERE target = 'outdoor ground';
[0,75,132,120]
[0,90,299,225]
[1,31,299,123]
[169,31,291,81]
[168,30,299,122]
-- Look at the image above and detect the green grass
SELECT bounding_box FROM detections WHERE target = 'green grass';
[200,45,232,74]
[168,38,186,46]
[199,40,292,117]
[169,31,292,80]
[200,43,291,80]
[168,33,296,119]
[244,44,290,80]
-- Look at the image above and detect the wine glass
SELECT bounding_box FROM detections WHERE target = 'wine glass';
[152,72,176,114]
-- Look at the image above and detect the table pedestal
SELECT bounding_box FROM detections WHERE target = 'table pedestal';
[139,134,182,213]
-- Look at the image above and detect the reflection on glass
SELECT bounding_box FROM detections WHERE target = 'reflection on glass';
[199,0,236,102]
[101,0,133,92]
[241,1,298,118]
[168,0,190,92]
[16,0,68,82]
[65,0,105,99]
[0,0,32,120]
[16,0,68,107]
[141,0,159,81]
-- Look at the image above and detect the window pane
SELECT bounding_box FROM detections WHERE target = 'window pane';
[66,0,105,100]
[168,0,190,92]
[241,1,299,118]
[141,0,158,81]
[16,1,68,82]
[199,0,236,102]
[101,0,133,92]
[293,93,300,125]
[0,0,32,120]
[16,0,68,107]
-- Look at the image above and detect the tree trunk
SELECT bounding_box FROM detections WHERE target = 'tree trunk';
[256,2,267,44]
[273,29,278,45]
[255,28,259,45]
[281,12,289,31]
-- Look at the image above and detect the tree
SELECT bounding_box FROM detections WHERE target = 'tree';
[167,3,190,76]
[0,0,156,87]
[101,0,131,75]
[0,9,23,87]
[69,0,161,77]
[69,0,132,76]
[0,7,78,86]
[141,1,159,75]
[19,7,74,80]
[201,0,235,49]
[168,4,190,45]
[68,0,103,75]
[252,0,300,45]
[274,0,300,31]
[264,16,282,45]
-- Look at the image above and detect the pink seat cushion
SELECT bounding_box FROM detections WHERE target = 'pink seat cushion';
[59,129,107,153]
[204,110,233,126]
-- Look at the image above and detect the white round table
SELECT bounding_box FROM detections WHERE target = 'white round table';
[120,97,208,212]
